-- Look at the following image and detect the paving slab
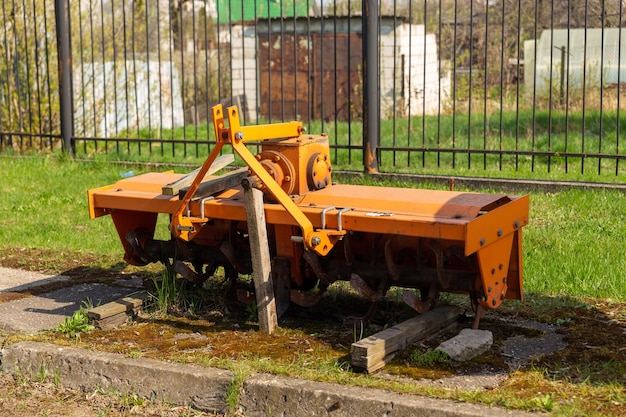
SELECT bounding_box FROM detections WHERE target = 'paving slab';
[0,268,144,333]
[0,266,70,292]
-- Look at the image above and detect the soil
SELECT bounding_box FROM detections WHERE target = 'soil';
[0,247,625,416]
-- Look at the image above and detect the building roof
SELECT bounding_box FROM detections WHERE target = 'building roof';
[216,0,311,24]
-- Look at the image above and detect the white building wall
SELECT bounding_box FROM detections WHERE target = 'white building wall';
[380,23,448,118]
[74,60,184,137]
[230,25,258,122]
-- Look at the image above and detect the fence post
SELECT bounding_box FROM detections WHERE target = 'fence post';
[55,0,75,155]
[362,0,379,173]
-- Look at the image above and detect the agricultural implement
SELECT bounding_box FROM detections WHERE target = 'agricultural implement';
[88,105,529,328]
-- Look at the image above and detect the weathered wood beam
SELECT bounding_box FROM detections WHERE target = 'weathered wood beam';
[242,177,277,334]
[162,153,235,196]
[178,167,248,200]
[351,305,462,373]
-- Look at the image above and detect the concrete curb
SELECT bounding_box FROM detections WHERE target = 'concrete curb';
[1,341,233,413]
[1,341,543,417]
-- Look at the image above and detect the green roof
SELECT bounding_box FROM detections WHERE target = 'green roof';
[217,0,310,24]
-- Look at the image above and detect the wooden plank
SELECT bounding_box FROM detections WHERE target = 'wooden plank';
[351,305,462,373]
[86,291,148,321]
[92,312,129,331]
[177,167,248,200]
[242,178,277,334]
[161,153,235,195]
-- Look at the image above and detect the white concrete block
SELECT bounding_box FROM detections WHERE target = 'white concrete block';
[435,328,493,362]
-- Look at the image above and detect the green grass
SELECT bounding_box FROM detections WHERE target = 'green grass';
[1,153,625,302]
[72,108,626,183]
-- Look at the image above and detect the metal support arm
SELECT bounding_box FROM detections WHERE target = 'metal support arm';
[170,104,345,257]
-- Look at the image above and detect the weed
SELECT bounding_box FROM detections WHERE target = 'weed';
[36,366,47,383]
[353,320,365,343]
[226,363,253,412]
[127,349,141,359]
[532,394,554,412]
[119,392,146,408]
[52,369,61,387]
[97,408,111,417]
[408,349,450,367]
[149,261,185,315]
[57,306,94,339]
[245,302,257,322]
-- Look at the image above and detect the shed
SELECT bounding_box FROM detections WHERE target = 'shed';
[225,16,447,122]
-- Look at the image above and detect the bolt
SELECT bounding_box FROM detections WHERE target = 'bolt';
[311,236,321,247]
[497,229,503,237]
[492,300,497,306]
[487,286,492,292]
[234,131,244,141]
[491,268,496,275]
[480,238,486,246]
[273,155,280,162]
[255,154,262,160]
[284,176,291,182]
[514,220,521,229]
[503,277,508,284]
[499,264,504,270]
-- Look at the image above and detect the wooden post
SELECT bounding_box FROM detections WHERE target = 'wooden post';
[242,178,278,334]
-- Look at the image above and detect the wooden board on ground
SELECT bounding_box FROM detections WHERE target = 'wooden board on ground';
[87,291,148,330]
[178,167,248,200]
[161,153,235,195]
[351,305,462,373]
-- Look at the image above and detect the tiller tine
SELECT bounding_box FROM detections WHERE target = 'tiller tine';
[384,240,400,281]
[402,289,435,314]
[220,240,252,275]
[289,288,325,307]
[350,273,384,302]
[428,239,450,288]
[174,261,209,286]
[344,301,379,327]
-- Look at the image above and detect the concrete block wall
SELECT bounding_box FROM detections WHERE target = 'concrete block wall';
[230,25,258,122]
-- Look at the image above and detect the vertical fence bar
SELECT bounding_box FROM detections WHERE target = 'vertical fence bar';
[363,0,379,173]
[618,0,623,176]
[499,0,507,171]
[598,0,605,174]
[482,3,489,170]
[580,0,588,174]
[54,0,74,155]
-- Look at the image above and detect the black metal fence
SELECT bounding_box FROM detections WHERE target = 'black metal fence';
[1,0,626,178]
